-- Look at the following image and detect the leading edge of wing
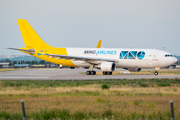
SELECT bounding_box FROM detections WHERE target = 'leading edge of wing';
[41,54,119,63]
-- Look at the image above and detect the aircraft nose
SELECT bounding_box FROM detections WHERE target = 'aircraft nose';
[173,57,178,64]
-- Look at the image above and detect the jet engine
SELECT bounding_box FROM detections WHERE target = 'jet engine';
[125,68,142,72]
[96,62,116,71]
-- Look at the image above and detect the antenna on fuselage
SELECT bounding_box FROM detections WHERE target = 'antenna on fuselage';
[162,47,166,51]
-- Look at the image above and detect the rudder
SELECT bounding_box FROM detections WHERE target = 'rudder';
[17,19,52,48]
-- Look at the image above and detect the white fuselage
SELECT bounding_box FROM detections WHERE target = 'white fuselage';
[66,48,177,68]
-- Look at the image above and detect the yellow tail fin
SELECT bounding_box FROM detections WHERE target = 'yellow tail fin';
[17,19,52,48]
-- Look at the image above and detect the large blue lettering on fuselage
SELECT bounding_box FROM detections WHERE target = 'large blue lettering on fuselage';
[83,50,117,55]
[96,50,117,55]
[120,51,145,60]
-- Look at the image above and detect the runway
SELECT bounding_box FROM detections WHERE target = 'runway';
[0,68,180,80]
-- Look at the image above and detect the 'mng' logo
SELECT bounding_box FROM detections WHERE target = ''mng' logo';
[120,51,145,60]
[84,50,96,54]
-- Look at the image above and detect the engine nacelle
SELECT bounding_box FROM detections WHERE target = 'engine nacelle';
[126,68,142,72]
[96,62,116,71]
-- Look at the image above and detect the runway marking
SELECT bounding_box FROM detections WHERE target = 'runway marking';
[0,77,49,79]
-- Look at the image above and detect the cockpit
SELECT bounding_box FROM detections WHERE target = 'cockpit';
[165,54,173,57]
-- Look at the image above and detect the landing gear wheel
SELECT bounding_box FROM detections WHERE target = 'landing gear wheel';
[154,71,158,75]
[103,71,107,75]
[103,71,112,75]
[86,71,96,75]
[91,71,96,75]
[86,71,90,75]
[107,72,112,75]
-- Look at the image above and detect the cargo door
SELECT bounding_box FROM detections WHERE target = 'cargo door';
[153,52,158,61]
[152,52,159,67]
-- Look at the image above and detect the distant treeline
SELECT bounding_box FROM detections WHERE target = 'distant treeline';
[0,59,50,65]
[1,56,180,65]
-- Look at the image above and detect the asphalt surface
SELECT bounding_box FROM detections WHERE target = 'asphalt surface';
[0,68,180,80]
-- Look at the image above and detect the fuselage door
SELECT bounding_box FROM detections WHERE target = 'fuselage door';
[152,52,158,61]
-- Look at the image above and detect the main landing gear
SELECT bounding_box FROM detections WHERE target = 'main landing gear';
[86,71,113,75]
[86,65,96,75]
[86,65,113,75]
[103,71,112,75]
[86,71,96,75]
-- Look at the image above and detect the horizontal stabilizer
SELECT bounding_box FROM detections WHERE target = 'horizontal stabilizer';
[6,48,35,54]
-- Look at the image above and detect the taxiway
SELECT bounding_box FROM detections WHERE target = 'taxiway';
[0,68,180,80]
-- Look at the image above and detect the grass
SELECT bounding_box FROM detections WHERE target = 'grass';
[102,84,109,89]
[0,68,18,72]
[0,79,180,119]
[1,78,180,88]
[0,108,173,120]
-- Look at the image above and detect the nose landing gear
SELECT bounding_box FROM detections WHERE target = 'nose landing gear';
[154,71,158,75]
[154,67,159,75]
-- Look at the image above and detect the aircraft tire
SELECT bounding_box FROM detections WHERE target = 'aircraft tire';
[103,71,107,75]
[86,71,90,75]
[93,71,96,75]
[103,71,112,75]
[91,71,96,75]
[107,72,112,75]
[103,71,105,75]
[86,71,96,75]
[154,71,158,75]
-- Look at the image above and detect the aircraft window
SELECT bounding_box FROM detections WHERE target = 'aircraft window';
[165,54,173,57]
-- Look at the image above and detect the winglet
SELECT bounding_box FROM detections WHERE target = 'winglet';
[96,40,102,48]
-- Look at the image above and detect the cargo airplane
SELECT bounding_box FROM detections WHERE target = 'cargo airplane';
[7,19,178,75]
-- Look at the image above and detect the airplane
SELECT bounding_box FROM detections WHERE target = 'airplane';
[7,19,178,75]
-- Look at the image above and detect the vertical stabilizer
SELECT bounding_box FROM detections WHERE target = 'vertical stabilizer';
[17,19,52,48]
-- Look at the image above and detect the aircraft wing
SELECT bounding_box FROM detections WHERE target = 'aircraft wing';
[42,54,118,63]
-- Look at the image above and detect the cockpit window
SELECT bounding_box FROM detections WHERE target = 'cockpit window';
[165,54,173,57]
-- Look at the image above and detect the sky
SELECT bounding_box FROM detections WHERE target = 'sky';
[0,0,180,55]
